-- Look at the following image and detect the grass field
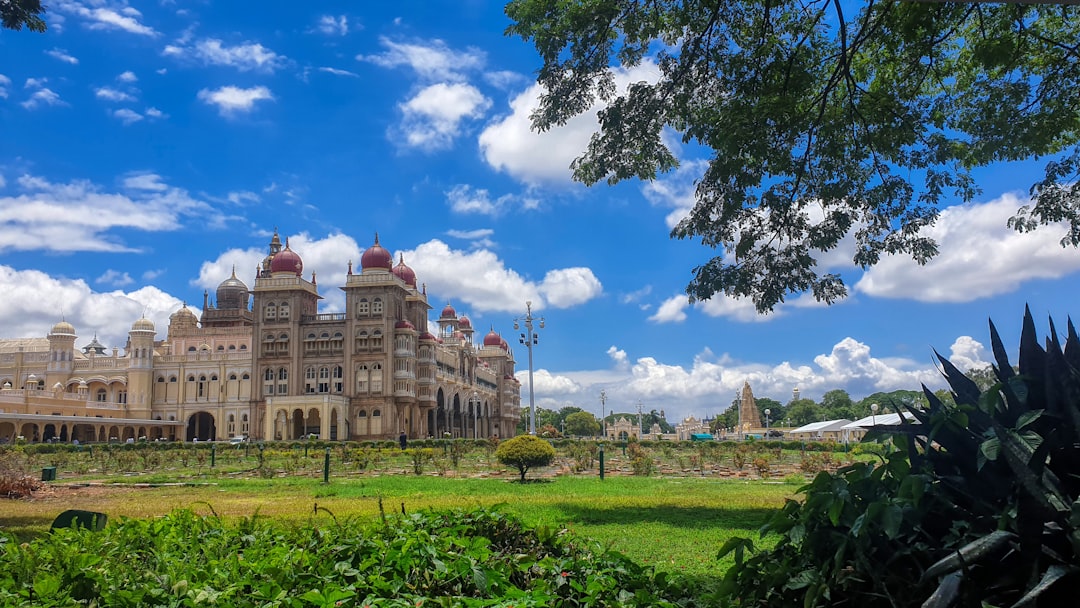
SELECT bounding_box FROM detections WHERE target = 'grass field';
[2,475,798,577]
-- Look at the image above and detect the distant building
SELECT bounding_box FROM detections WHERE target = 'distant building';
[675,416,710,440]
[0,231,521,443]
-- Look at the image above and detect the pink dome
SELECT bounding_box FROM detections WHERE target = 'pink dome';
[452,330,465,340]
[360,234,393,271]
[419,331,437,341]
[394,319,415,330]
[483,329,502,346]
[440,303,457,319]
[392,254,417,287]
[458,315,472,329]
[270,244,303,276]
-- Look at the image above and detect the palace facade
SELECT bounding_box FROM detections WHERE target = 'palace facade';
[0,232,522,443]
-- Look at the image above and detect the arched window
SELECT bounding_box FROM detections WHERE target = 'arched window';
[265,303,277,320]
[318,366,330,393]
[332,365,343,393]
[198,375,207,398]
[356,365,369,394]
[264,368,275,395]
[278,302,290,319]
[371,409,383,435]
[239,344,247,351]
[216,345,225,351]
[356,330,369,351]
[188,346,196,352]
[96,388,107,402]
[228,344,236,351]
[262,334,275,356]
[304,366,317,394]
[356,298,369,317]
[277,367,288,394]
[371,363,383,393]
[372,298,383,315]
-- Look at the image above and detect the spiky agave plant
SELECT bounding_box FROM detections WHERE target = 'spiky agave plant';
[718,308,1079,608]
[896,306,1080,607]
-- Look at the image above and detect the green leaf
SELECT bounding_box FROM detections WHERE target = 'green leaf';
[1011,565,1076,608]
[881,504,903,539]
[978,436,1001,470]
[1015,409,1043,431]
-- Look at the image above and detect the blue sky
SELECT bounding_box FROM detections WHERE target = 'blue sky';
[3,1,1080,424]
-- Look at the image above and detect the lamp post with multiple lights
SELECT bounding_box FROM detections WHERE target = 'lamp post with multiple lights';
[514,301,544,435]
[764,408,771,439]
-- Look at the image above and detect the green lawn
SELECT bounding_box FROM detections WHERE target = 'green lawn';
[2,475,797,576]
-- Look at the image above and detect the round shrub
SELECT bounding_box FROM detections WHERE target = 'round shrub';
[495,434,556,482]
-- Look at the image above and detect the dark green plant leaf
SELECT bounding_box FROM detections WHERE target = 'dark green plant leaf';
[922,530,1016,581]
[1011,564,1076,608]
[922,571,962,608]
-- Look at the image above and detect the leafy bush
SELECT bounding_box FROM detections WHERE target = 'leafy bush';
[0,507,687,606]
[496,435,556,481]
[719,308,1080,607]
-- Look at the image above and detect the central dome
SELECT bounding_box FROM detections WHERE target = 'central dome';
[50,320,76,336]
[216,266,250,309]
[270,241,303,276]
[131,317,156,332]
[361,234,393,271]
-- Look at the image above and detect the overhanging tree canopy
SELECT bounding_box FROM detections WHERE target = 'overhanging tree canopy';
[506,0,1080,311]
[2,0,46,32]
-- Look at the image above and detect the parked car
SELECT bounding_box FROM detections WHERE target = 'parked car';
[228,436,247,445]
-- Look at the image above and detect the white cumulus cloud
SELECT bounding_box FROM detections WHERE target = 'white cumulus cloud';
[856,193,1080,302]
[358,37,484,82]
[197,85,273,116]
[396,83,491,151]
[0,173,224,253]
[45,48,79,64]
[479,61,661,187]
[165,39,285,72]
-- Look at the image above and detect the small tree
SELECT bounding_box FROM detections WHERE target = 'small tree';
[495,435,556,482]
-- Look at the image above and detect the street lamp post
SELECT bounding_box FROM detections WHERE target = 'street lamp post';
[764,408,771,439]
[870,403,879,436]
[599,389,606,440]
[514,301,544,435]
[636,400,643,439]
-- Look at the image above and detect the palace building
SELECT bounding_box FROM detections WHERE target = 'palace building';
[0,232,522,444]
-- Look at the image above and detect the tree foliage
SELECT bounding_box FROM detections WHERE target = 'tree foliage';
[506,0,1080,311]
[2,0,46,32]
[495,434,557,481]
[565,410,601,436]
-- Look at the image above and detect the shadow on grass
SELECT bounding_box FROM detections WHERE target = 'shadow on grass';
[0,514,56,543]
[553,504,775,531]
